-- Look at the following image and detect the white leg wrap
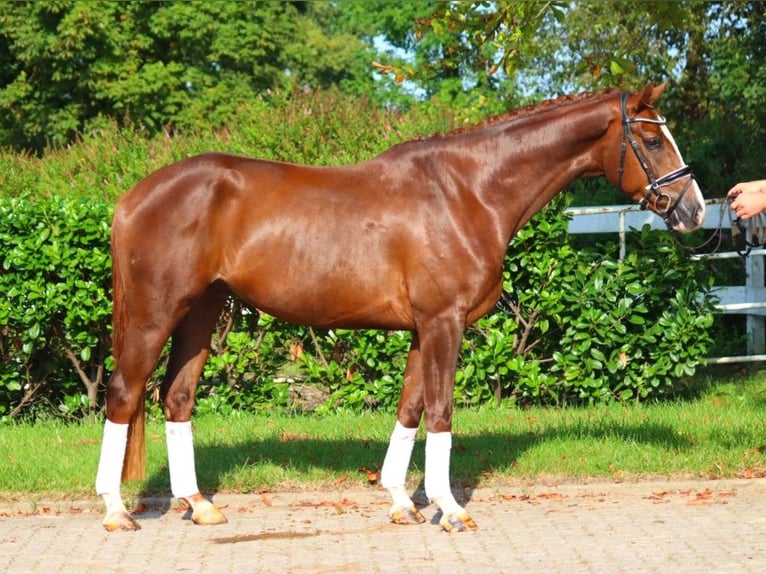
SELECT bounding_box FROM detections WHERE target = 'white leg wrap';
[95,420,128,496]
[387,485,415,509]
[380,421,417,490]
[425,431,463,515]
[166,421,200,499]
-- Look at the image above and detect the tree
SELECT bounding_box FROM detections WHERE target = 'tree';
[363,1,569,118]
[0,1,378,153]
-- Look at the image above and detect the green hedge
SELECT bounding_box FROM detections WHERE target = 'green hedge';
[0,197,113,418]
[0,195,716,420]
[0,88,452,202]
[0,90,718,420]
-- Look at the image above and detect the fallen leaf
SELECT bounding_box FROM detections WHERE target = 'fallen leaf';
[686,489,714,506]
[501,493,531,503]
[280,431,310,442]
[696,488,714,500]
[646,491,671,504]
[359,467,379,484]
[537,492,566,502]
[334,474,348,487]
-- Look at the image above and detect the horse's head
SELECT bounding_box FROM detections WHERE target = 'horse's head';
[605,82,705,232]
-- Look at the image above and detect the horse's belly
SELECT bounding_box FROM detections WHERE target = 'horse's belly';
[224,263,414,330]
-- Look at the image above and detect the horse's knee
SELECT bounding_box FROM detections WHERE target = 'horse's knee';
[396,381,424,427]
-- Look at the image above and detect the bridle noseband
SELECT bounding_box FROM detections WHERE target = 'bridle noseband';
[617,92,695,223]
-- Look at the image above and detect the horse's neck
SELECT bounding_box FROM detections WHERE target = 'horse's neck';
[457,99,614,240]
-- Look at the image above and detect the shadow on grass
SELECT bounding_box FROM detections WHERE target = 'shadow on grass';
[135,419,696,508]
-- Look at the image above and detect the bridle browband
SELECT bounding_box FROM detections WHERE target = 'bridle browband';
[617,92,695,223]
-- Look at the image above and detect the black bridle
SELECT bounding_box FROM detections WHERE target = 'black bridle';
[617,92,695,223]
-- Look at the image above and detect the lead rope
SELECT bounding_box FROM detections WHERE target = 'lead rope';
[728,201,766,257]
[672,198,766,257]
[671,198,726,255]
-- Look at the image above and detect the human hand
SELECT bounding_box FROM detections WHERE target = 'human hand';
[728,180,766,220]
[727,179,766,200]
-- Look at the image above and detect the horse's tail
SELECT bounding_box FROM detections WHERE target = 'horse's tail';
[122,403,146,481]
[110,222,147,482]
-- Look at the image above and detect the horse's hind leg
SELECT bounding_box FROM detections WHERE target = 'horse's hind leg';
[97,326,170,531]
[381,334,426,525]
[161,286,228,525]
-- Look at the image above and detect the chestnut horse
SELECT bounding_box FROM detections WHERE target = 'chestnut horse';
[96,83,705,532]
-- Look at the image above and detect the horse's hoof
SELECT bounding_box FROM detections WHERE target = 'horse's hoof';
[191,503,228,525]
[103,511,141,532]
[388,505,426,525]
[440,511,478,533]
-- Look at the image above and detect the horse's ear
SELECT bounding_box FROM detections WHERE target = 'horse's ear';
[638,81,668,109]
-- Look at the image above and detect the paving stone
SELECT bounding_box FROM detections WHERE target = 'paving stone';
[1,478,764,573]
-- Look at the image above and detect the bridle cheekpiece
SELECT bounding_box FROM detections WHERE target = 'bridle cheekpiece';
[617,92,694,222]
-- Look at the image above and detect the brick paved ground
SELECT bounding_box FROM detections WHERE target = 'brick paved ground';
[1,478,765,573]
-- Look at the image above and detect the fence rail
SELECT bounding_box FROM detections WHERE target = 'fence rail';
[564,199,764,364]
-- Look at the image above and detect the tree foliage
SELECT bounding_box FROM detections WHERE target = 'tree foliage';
[371,1,766,193]
[0,0,377,152]
[2,0,765,171]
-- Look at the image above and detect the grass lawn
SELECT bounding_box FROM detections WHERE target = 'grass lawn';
[1,369,765,502]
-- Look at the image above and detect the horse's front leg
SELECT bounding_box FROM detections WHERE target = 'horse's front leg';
[381,335,426,525]
[420,314,477,532]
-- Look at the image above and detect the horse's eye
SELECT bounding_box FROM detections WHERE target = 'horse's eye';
[645,137,662,150]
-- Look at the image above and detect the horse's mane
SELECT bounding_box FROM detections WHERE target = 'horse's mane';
[420,87,622,142]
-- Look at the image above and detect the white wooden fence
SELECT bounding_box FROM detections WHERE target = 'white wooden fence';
[565,199,766,364]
